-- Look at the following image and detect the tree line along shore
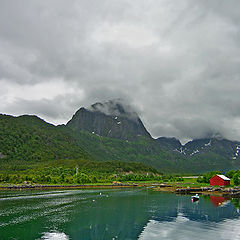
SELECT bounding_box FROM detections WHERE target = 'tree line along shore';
[0,169,240,198]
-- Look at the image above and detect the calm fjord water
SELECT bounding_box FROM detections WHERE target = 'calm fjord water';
[0,188,240,240]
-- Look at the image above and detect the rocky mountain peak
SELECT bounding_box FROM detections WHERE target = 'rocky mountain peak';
[88,99,139,120]
[157,137,182,150]
[67,100,151,141]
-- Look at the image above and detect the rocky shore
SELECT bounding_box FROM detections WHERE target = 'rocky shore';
[1,183,240,198]
[154,184,240,198]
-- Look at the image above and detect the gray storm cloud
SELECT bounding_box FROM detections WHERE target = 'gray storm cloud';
[0,0,240,142]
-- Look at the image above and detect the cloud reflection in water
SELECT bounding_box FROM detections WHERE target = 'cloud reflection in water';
[139,213,240,240]
[40,231,69,240]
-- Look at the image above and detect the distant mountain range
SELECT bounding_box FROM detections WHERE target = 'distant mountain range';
[1,99,240,173]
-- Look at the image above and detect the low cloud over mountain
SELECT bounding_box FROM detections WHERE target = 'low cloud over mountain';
[1,0,240,142]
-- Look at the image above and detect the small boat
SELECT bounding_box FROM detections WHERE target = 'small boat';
[191,194,200,202]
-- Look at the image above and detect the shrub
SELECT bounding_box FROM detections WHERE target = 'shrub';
[233,172,240,185]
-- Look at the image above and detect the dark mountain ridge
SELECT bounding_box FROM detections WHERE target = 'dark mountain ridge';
[67,100,151,141]
[157,136,240,165]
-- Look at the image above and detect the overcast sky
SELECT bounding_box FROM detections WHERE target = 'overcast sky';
[0,0,240,143]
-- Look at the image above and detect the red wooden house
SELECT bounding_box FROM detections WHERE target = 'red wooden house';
[209,175,230,186]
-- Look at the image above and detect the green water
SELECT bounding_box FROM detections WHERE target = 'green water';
[0,188,240,240]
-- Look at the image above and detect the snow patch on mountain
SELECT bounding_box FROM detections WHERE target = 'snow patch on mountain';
[190,149,200,156]
[174,147,187,155]
[204,140,211,147]
[233,145,240,159]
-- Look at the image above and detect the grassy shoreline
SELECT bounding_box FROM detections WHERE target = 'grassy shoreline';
[0,176,239,199]
[0,184,138,191]
[0,180,239,199]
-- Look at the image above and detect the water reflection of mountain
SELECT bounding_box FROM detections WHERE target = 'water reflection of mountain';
[63,190,240,239]
[142,192,239,223]
[139,193,240,240]
[0,189,240,240]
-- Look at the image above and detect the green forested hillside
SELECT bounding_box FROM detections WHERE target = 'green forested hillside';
[0,114,90,166]
[0,114,164,177]
[75,131,240,172]
[71,130,188,172]
[1,113,240,175]
[0,114,182,173]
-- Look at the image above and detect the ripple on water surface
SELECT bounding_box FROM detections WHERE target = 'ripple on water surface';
[0,189,240,240]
